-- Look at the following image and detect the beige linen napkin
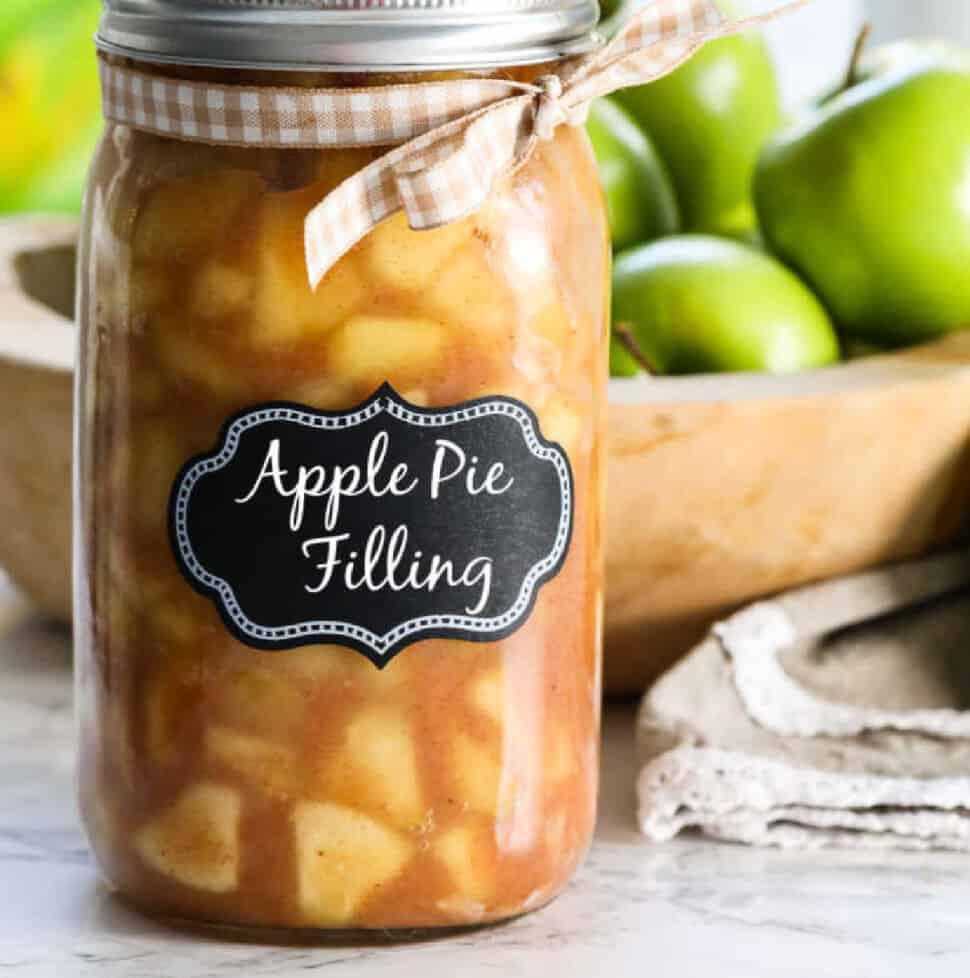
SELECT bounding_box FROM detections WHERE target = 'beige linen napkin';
[637,551,970,851]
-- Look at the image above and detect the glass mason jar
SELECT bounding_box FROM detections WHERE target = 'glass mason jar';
[76,0,609,934]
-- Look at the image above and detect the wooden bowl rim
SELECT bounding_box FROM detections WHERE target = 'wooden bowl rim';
[610,332,970,405]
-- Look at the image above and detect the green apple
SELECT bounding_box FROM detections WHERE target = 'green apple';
[755,61,970,345]
[586,98,680,251]
[613,21,782,240]
[610,235,840,376]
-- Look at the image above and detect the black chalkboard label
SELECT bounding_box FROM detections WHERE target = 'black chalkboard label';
[168,384,574,666]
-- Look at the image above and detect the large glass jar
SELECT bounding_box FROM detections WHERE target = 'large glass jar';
[76,0,608,935]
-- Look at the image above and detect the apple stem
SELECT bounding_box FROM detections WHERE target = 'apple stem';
[842,22,873,93]
[614,322,659,376]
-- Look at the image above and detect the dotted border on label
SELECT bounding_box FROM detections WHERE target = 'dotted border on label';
[171,391,573,660]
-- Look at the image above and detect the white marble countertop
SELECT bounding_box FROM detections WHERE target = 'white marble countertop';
[2,578,970,978]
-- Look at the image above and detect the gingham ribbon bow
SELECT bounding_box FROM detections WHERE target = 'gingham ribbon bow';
[98,0,803,288]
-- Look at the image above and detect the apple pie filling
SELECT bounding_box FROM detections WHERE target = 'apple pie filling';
[75,66,610,932]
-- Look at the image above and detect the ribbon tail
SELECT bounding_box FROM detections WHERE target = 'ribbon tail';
[393,97,536,231]
[304,94,535,289]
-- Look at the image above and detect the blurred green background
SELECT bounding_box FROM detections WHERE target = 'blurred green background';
[0,0,101,215]
[0,0,948,219]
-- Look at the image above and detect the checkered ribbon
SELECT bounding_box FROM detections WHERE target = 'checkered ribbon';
[99,0,804,287]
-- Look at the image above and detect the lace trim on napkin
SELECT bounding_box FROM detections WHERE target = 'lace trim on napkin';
[716,602,970,740]
[638,748,970,851]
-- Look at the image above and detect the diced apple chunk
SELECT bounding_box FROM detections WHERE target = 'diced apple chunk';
[435,825,494,904]
[205,725,297,800]
[451,732,509,817]
[470,670,503,727]
[191,260,253,320]
[251,185,364,347]
[282,377,356,413]
[401,387,430,407]
[421,245,513,339]
[528,299,574,351]
[292,802,412,925]
[540,398,583,455]
[328,315,448,391]
[327,706,425,829]
[364,211,472,292]
[133,170,265,264]
[135,783,241,893]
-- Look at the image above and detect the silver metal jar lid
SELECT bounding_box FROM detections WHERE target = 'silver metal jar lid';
[96,0,603,72]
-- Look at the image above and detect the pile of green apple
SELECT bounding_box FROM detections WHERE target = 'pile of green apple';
[591,20,970,377]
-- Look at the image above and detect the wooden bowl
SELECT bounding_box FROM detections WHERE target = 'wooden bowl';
[606,345,970,693]
[0,217,76,621]
[4,216,970,695]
